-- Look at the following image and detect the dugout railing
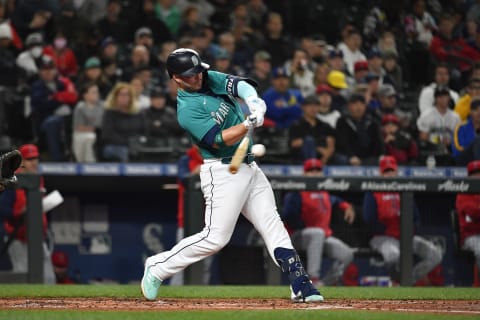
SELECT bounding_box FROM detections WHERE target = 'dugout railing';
[184,174,480,286]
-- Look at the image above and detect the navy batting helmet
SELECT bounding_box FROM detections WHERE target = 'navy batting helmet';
[166,48,210,78]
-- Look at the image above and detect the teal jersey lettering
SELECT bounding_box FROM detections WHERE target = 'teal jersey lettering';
[177,71,249,159]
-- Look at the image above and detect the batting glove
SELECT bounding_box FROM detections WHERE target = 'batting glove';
[243,113,263,129]
[245,96,267,115]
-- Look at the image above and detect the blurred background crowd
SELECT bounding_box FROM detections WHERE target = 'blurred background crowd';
[0,0,479,166]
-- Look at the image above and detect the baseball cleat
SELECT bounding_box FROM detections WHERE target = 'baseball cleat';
[141,265,162,301]
[290,281,324,303]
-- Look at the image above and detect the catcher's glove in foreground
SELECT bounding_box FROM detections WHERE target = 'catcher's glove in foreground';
[0,150,21,191]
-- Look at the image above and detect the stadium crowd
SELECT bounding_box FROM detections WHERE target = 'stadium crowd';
[0,0,479,166]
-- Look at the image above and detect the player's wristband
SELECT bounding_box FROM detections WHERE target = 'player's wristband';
[214,132,226,148]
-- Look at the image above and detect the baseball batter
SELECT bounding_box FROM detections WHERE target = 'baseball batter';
[141,48,323,303]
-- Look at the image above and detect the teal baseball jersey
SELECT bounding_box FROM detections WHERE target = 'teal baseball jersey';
[177,71,251,159]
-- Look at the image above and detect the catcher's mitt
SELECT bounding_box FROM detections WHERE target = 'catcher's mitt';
[0,149,22,191]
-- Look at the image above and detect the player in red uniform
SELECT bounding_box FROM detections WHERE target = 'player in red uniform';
[282,158,355,286]
[0,144,55,283]
[455,160,480,286]
[363,156,442,284]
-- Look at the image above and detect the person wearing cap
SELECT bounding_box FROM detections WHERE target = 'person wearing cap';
[247,50,272,95]
[213,48,234,74]
[353,60,369,84]
[316,84,341,129]
[289,95,336,164]
[382,114,419,164]
[326,70,349,112]
[366,48,389,85]
[76,56,111,98]
[16,32,44,80]
[372,84,397,122]
[51,250,75,284]
[452,98,480,165]
[382,50,403,95]
[454,78,480,121]
[72,82,104,162]
[327,49,346,73]
[141,48,324,303]
[0,144,55,284]
[282,158,355,286]
[455,160,480,286]
[30,55,78,161]
[418,63,459,116]
[363,156,442,285]
[262,66,303,129]
[417,85,460,158]
[142,87,183,139]
[336,93,384,165]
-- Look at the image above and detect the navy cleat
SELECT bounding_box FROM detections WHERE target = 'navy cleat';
[275,247,324,303]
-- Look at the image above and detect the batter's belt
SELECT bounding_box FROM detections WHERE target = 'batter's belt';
[203,153,255,165]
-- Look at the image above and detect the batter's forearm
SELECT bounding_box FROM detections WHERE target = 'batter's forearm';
[220,123,249,146]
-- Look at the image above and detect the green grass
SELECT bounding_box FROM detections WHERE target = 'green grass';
[0,285,479,320]
[0,285,479,300]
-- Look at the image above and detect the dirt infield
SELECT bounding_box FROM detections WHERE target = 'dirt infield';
[0,298,479,315]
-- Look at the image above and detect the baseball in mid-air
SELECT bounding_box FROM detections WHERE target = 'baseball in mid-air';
[251,144,266,157]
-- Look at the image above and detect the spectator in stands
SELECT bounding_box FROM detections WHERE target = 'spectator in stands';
[246,50,271,95]
[177,5,203,39]
[288,95,336,164]
[132,0,173,46]
[363,155,442,285]
[0,22,19,87]
[99,36,121,66]
[365,73,381,110]
[337,29,367,76]
[326,70,348,112]
[72,82,104,163]
[51,250,75,284]
[30,55,78,161]
[403,0,436,86]
[51,0,92,53]
[335,93,384,166]
[316,84,341,129]
[216,31,249,76]
[353,60,369,85]
[0,144,55,284]
[154,0,181,37]
[287,48,316,98]
[367,48,387,85]
[96,0,130,44]
[260,12,292,68]
[452,99,480,165]
[327,49,346,73]
[121,45,150,82]
[382,50,403,95]
[130,76,150,111]
[212,48,234,75]
[299,34,327,65]
[455,159,480,286]
[417,86,461,157]
[142,87,183,138]
[282,158,355,286]
[16,32,44,83]
[381,114,419,165]
[75,57,110,99]
[313,61,330,88]
[262,66,303,129]
[156,40,177,88]
[131,27,158,66]
[455,78,480,121]
[10,2,53,40]
[430,13,480,87]
[418,63,459,115]
[43,31,78,79]
[100,82,144,162]
[372,84,397,122]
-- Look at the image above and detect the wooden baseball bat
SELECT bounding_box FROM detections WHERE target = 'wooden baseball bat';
[229,125,254,174]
